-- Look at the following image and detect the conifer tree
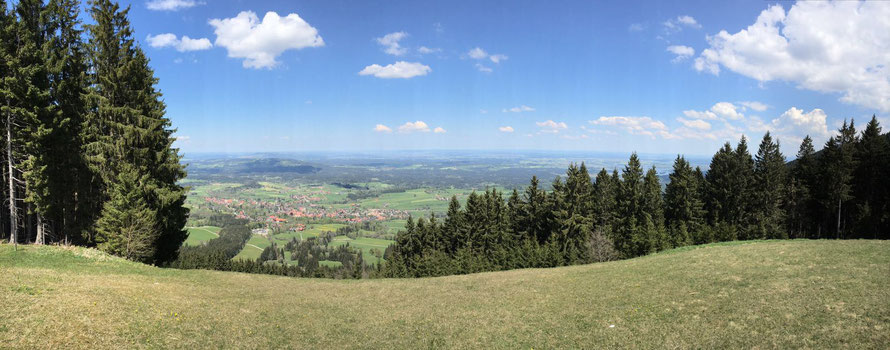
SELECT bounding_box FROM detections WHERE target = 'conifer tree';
[819,120,857,238]
[592,168,618,232]
[615,153,644,258]
[642,166,666,251]
[852,116,889,238]
[665,156,702,247]
[789,136,818,237]
[751,132,787,239]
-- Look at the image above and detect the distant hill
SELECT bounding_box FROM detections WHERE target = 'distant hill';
[1,240,887,348]
[187,158,322,175]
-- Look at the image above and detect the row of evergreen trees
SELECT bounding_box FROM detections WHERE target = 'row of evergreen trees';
[386,119,889,277]
[1,0,188,264]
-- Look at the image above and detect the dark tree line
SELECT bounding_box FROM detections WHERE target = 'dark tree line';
[1,0,188,264]
[386,120,890,277]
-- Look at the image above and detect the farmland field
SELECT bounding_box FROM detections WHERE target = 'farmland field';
[183,226,221,246]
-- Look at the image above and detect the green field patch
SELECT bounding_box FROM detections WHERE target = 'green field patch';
[328,236,394,264]
[183,226,222,246]
[318,260,342,268]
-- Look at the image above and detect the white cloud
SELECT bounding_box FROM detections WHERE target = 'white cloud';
[174,135,191,142]
[498,126,514,133]
[433,127,446,133]
[467,47,488,59]
[676,117,711,130]
[467,47,508,70]
[376,32,408,56]
[398,121,431,133]
[664,15,701,31]
[710,102,744,120]
[489,54,508,64]
[773,107,830,137]
[146,0,201,11]
[475,63,493,73]
[359,61,431,79]
[209,11,324,69]
[682,109,718,120]
[590,116,673,139]
[628,23,645,32]
[503,105,535,113]
[694,1,890,112]
[667,45,695,62]
[536,120,568,133]
[147,33,212,52]
[418,46,441,54]
[374,124,392,133]
[739,101,769,112]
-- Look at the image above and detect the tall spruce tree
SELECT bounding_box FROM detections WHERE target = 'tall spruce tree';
[819,120,857,238]
[85,0,188,264]
[592,168,618,233]
[852,116,889,238]
[615,153,644,258]
[664,156,703,247]
[789,136,818,238]
[751,132,787,239]
[642,166,666,251]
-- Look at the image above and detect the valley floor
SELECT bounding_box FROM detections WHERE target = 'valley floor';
[1,240,888,349]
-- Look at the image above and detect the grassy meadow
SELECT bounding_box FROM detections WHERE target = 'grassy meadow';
[1,240,887,349]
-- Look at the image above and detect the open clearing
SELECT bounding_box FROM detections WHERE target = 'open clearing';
[183,226,222,246]
[1,240,887,349]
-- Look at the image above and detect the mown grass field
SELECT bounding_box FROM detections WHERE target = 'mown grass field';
[182,226,222,246]
[1,240,887,349]
[329,236,393,264]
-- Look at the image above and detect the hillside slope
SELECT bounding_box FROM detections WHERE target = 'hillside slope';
[1,240,888,349]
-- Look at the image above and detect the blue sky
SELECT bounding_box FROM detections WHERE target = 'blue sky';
[119,0,889,156]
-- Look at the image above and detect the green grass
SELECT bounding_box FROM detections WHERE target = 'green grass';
[328,236,394,264]
[1,240,888,349]
[231,234,271,261]
[183,226,222,246]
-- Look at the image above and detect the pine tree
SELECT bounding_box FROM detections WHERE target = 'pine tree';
[592,168,618,232]
[664,156,703,247]
[788,136,818,238]
[642,166,666,251]
[819,120,857,238]
[751,132,787,239]
[95,163,158,262]
[615,153,644,258]
[852,116,889,238]
[85,0,188,264]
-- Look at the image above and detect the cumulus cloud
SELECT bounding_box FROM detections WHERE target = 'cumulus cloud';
[376,32,408,56]
[433,127,446,133]
[498,126,514,133]
[398,121,431,133]
[468,47,488,59]
[374,124,392,133]
[209,11,324,69]
[739,101,769,112]
[682,109,718,120]
[664,15,701,31]
[710,102,744,120]
[677,117,711,130]
[536,120,568,133]
[503,105,535,113]
[147,33,212,52]
[773,107,830,137]
[146,0,201,11]
[418,46,441,54]
[694,1,890,112]
[359,61,431,79]
[667,45,695,62]
[475,63,493,73]
[467,47,508,67]
[590,116,673,138]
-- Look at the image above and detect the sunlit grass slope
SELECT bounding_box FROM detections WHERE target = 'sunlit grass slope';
[1,240,887,349]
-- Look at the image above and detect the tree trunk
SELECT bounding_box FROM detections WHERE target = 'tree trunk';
[36,214,44,245]
[7,112,17,248]
[836,198,842,239]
